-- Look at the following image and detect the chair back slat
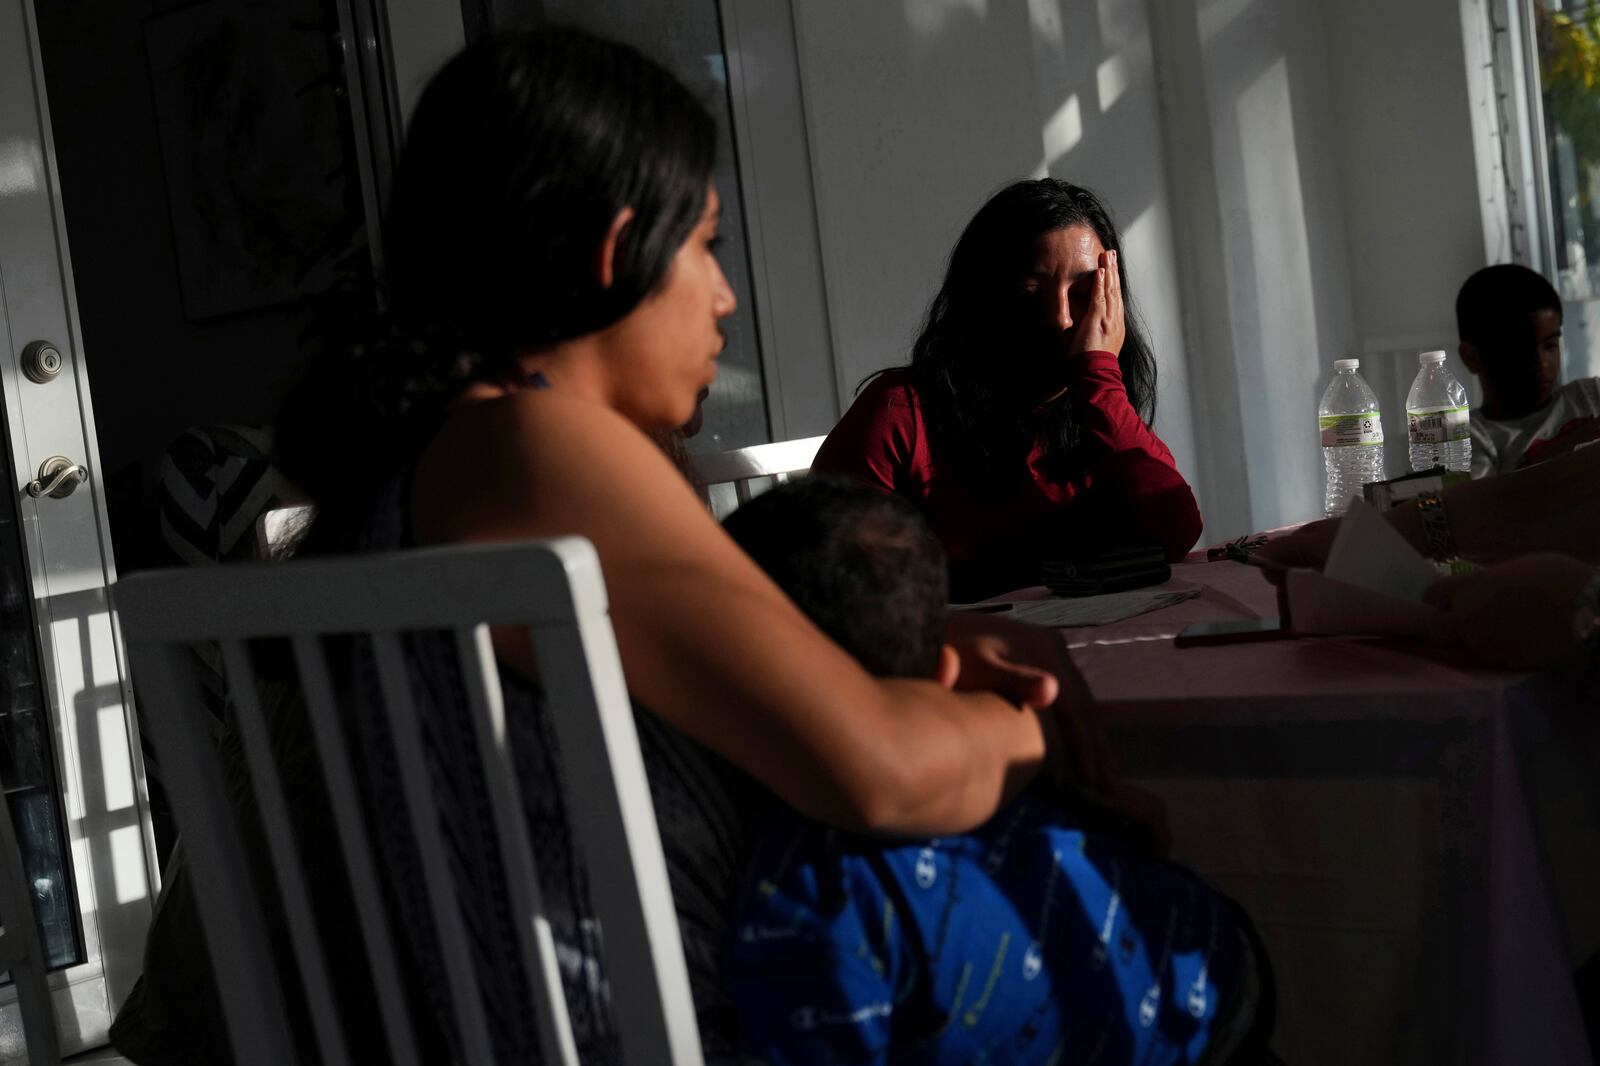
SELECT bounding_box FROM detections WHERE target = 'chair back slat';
[452,625,579,1066]
[115,537,705,1064]
[689,435,826,483]
[290,634,422,1066]
[219,639,351,1066]
[122,542,617,638]
[690,435,825,520]
[526,545,703,1066]
[369,631,497,1066]
[130,641,299,1066]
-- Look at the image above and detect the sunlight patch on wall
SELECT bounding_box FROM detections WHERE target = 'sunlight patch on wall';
[0,139,41,198]
[1122,202,1156,270]
[1236,55,1322,525]
[110,824,148,905]
[1028,0,1064,48]
[905,0,987,39]
[98,705,135,813]
[1121,198,1201,480]
[1041,94,1083,166]
[1097,53,1131,113]
[50,617,87,824]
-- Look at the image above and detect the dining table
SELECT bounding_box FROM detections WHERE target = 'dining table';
[999,556,1600,1065]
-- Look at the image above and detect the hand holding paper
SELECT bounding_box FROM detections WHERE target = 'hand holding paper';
[1284,500,1441,637]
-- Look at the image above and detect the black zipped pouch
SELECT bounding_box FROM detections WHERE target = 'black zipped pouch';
[1042,546,1170,596]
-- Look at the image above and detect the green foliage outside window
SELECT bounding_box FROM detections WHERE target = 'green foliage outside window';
[1541,2,1600,174]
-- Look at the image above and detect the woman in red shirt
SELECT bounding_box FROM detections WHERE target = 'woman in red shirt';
[812,179,1202,600]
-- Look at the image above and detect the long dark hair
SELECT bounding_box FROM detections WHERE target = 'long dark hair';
[276,27,716,532]
[905,178,1158,486]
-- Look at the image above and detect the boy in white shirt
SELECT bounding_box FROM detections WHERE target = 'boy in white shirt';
[1458,264,1600,476]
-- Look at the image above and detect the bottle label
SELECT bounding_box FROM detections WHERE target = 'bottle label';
[1406,406,1470,444]
[1320,413,1384,446]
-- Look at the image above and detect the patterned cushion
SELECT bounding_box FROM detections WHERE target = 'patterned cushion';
[146,426,297,861]
[157,424,290,566]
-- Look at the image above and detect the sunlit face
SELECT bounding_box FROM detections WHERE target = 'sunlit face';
[1017,224,1105,353]
[1528,308,1564,404]
[608,187,737,429]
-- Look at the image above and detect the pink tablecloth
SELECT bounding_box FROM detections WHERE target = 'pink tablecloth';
[1061,561,1525,723]
[1026,560,1597,1066]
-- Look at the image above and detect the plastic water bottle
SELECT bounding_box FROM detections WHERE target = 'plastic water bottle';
[1406,350,1472,473]
[1318,358,1386,517]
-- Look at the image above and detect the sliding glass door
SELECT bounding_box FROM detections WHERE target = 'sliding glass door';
[0,0,158,1056]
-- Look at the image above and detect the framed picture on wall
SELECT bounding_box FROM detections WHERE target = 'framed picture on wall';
[143,0,362,321]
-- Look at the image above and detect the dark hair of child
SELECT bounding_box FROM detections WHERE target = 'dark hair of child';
[1455,263,1561,362]
[722,477,948,678]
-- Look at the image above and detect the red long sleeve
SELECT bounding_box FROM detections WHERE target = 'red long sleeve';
[1066,351,1203,562]
[812,367,1202,599]
[810,374,921,495]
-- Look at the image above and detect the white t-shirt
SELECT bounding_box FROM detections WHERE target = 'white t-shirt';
[1469,377,1600,477]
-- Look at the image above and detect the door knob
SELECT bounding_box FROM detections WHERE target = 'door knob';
[26,457,87,499]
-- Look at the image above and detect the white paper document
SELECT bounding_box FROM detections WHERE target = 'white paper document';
[1286,499,1441,637]
[1322,498,1439,603]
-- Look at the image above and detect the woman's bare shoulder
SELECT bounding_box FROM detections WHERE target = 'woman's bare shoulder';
[413,389,704,544]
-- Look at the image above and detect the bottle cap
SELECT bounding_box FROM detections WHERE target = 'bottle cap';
[1333,358,1359,370]
[1419,350,1447,364]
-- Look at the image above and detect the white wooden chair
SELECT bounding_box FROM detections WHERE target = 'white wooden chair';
[691,435,826,519]
[113,539,702,1066]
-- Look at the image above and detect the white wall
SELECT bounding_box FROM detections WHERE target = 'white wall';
[791,0,1043,401]
[1153,0,1493,531]
[1324,0,1486,345]
[1175,0,1361,532]
[1323,0,1493,475]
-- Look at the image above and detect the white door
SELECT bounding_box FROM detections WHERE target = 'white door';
[0,0,157,1057]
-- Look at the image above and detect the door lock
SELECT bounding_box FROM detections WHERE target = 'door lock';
[21,341,63,384]
[26,457,87,499]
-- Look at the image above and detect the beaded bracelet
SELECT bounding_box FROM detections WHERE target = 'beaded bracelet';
[1415,491,1457,563]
